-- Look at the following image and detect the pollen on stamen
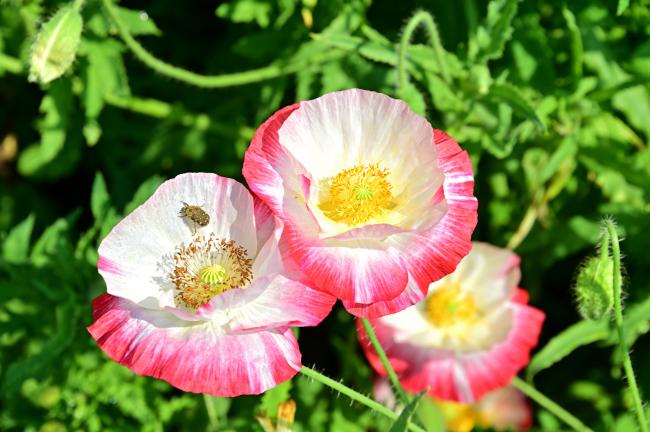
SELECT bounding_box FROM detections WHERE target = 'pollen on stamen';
[318,163,392,226]
[170,234,253,310]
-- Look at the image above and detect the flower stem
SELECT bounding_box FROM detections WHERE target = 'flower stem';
[605,221,649,432]
[512,377,593,432]
[360,318,410,404]
[203,394,219,430]
[299,366,426,432]
[100,0,342,88]
[398,10,450,90]
[506,196,539,250]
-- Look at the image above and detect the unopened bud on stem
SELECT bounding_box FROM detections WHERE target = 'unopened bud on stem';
[574,233,615,320]
[29,3,83,84]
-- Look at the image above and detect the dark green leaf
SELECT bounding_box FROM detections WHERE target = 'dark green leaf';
[388,391,426,432]
[527,319,610,381]
[2,215,35,263]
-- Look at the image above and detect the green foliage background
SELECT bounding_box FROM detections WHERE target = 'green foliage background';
[1,0,650,430]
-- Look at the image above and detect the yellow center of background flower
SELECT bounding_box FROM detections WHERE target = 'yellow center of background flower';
[318,163,392,226]
[425,283,479,327]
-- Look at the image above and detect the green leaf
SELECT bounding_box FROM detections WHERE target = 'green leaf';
[616,0,630,16]
[562,5,583,82]
[259,379,292,415]
[216,0,273,28]
[469,0,521,63]
[2,300,78,393]
[397,83,426,116]
[527,319,610,381]
[31,211,79,266]
[91,172,111,223]
[312,33,396,66]
[81,39,131,120]
[18,79,81,178]
[2,215,35,263]
[539,138,578,185]
[388,391,426,432]
[488,83,546,132]
[124,175,165,214]
[115,7,161,36]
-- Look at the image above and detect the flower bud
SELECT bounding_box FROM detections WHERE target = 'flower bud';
[574,254,615,320]
[29,4,83,84]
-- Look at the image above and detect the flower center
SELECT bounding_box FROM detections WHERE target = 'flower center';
[425,283,479,328]
[318,163,392,226]
[170,234,253,310]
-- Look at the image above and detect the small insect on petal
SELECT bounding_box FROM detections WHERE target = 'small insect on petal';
[179,202,210,232]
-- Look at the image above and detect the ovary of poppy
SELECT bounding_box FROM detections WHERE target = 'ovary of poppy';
[358,242,545,403]
[243,89,477,317]
[88,173,335,396]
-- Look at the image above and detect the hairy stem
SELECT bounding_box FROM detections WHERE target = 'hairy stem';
[360,318,410,405]
[605,221,649,432]
[398,10,450,90]
[512,377,593,432]
[100,0,341,88]
[299,366,426,432]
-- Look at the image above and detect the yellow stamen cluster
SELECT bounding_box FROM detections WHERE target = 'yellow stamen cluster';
[425,282,479,328]
[318,163,392,226]
[170,234,253,310]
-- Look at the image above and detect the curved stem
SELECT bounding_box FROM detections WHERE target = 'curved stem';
[299,366,426,432]
[605,221,649,432]
[361,318,411,405]
[100,0,341,88]
[397,10,450,90]
[512,377,593,432]
[506,193,540,250]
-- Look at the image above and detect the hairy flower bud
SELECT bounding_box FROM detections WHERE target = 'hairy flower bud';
[574,254,615,320]
[29,4,83,84]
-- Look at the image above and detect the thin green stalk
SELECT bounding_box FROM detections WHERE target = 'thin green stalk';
[299,366,426,432]
[361,318,410,405]
[512,377,593,432]
[605,221,649,432]
[203,394,219,431]
[100,0,341,88]
[397,10,450,90]
[506,189,542,250]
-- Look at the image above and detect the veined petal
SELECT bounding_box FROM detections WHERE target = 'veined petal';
[342,272,427,318]
[98,173,257,309]
[88,294,301,396]
[288,234,409,303]
[198,274,335,331]
[244,89,477,311]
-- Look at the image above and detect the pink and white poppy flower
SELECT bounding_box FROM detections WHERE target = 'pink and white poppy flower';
[373,378,532,431]
[243,89,477,317]
[88,173,335,396]
[358,242,545,402]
